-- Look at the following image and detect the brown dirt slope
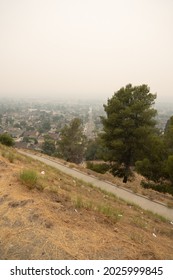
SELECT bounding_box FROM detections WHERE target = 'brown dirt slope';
[0,145,173,259]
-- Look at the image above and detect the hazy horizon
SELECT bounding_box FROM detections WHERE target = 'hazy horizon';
[0,0,173,102]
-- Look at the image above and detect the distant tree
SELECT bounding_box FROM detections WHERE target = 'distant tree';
[6,117,14,126]
[58,118,86,164]
[42,139,56,156]
[41,120,51,131]
[85,139,99,161]
[101,84,157,183]
[13,123,21,128]
[20,121,27,128]
[23,137,38,145]
[52,115,63,122]
[26,126,35,131]
[23,136,30,143]
[0,133,14,146]
[33,138,38,145]
[85,137,108,161]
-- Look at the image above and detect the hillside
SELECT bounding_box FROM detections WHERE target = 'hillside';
[0,144,173,260]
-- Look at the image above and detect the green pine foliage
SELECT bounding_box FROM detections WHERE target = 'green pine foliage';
[101,84,157,183]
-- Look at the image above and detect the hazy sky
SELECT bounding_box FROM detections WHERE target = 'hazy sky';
[0,0,173,101]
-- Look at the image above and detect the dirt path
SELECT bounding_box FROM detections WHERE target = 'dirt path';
[19,151,173,220]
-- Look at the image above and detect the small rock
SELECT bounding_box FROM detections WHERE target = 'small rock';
[152,233,157,238]
[8,201,20,208]
[28,213,39,222]
[8,199,34,208]
[45,221,53,228]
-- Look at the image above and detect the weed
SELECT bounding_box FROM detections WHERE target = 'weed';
[1,151,6,157]
[145,210,168,222]
[99,188,118,200]
[85,200,94,210]
[14,153,24,161]
[74,196,84,209]
[130,233,146,244]
[1,149,15,163]
[61,185,71,192]
[141,189,148,196]
[167,201,173,208]
[48,185,59,193]
[97,204,122,222]
[20,169,38,189]
[69,163,76,169]
[132,216,147,229]
[7,152,15,163]
[132,186,138,193]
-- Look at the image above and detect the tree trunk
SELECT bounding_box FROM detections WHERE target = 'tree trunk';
[123,175,128,183]
[123,149,132,183]
[123,163,130,183]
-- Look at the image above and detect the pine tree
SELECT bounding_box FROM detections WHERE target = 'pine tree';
[101,84,157,182]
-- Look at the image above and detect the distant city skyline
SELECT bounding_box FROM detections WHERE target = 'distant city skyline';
[0,0,173,101]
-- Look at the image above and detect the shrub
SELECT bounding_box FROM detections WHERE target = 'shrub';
[20,169,38,189]
[86,162,110,174]
[1,149,15,163]
[141,180,173,195]
[0,133,14,146]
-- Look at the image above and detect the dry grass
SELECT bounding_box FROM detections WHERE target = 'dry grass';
[0,146,173,260]
[25,149,173,207]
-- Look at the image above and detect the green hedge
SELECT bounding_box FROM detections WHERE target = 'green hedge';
[86,162,110,174]
[141,180,173,195]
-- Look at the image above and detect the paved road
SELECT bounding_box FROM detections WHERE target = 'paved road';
[19,151,173,221]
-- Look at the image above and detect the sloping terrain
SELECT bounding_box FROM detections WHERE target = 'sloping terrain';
[27,150,173,207]
[18,150,173,220]
[0,145,173,259]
